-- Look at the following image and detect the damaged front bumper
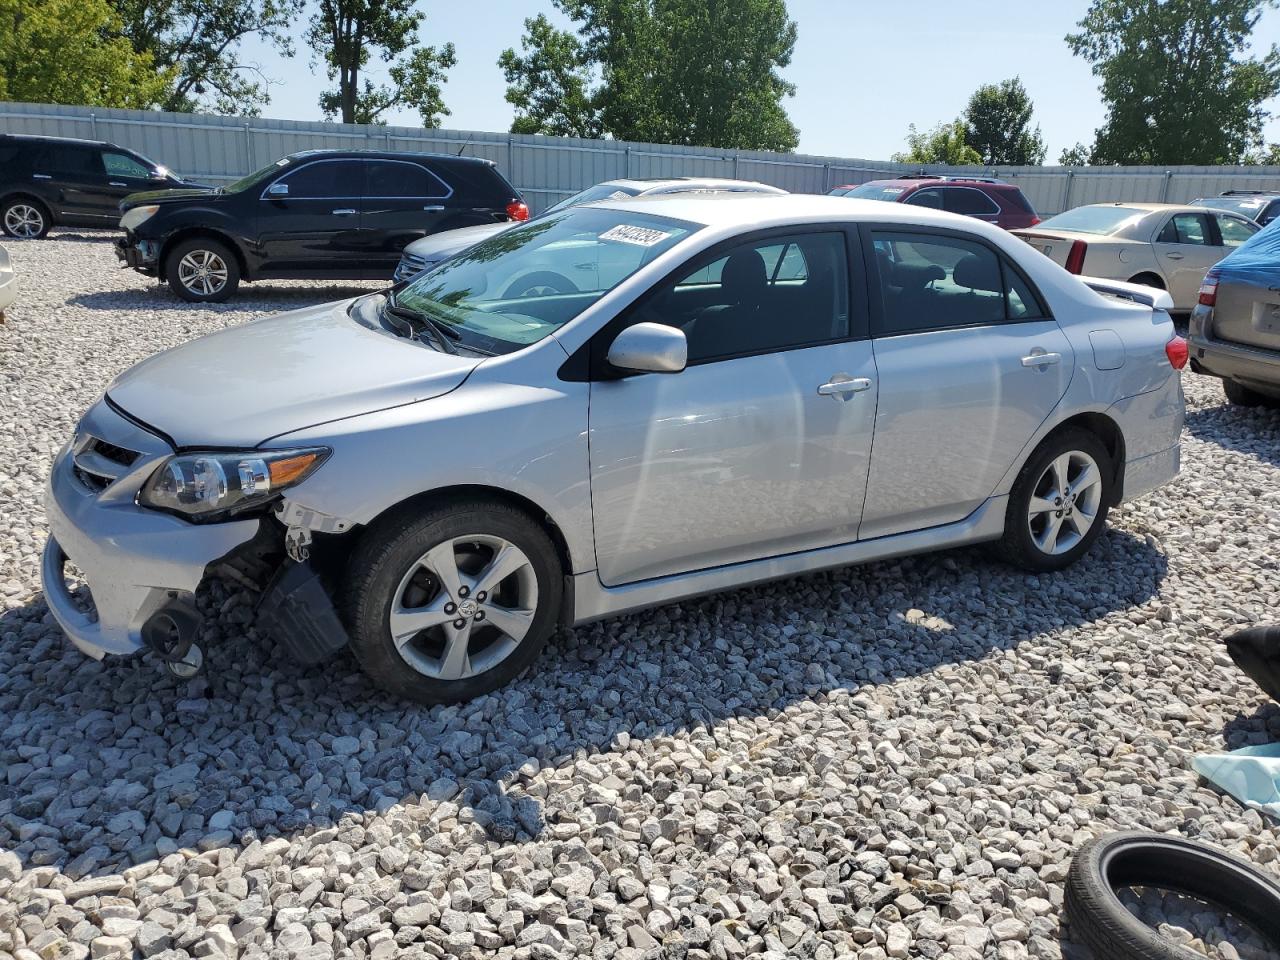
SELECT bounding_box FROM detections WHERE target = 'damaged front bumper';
[114,235,160,275]
[41,400,259,659]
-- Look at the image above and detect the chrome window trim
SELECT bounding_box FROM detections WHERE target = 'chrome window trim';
[259,158,455,202]
[363,158,454,201]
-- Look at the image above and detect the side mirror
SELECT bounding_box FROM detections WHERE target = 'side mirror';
[607,322,687,375]
[266,182,289,198]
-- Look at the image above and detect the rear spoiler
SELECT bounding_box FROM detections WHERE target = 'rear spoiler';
[1081,276,1175,312]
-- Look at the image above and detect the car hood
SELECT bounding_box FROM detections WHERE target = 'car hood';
[403,221,516,262]
[120,187,220,210]
[106,299,480,448]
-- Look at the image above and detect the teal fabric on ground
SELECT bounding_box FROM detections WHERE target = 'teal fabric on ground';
[1193,744,1280,819]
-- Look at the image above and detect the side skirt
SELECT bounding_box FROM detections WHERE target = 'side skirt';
[570,495,1009,625]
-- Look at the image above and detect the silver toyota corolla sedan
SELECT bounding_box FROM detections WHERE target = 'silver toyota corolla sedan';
[43,195,1186,703]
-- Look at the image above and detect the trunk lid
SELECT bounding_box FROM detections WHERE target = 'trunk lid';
[1212,279,1280,354]
[1011,229,1098,269]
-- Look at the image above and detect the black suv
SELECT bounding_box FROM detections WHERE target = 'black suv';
[116,149,528,302]
[0,134,201,240]
[1190,190,1280,227]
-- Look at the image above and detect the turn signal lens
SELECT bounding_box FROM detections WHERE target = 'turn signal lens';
[506,200,530,222]
[1199,272,1219,307]
[268,452,324,486]
[1166,336,1189,370]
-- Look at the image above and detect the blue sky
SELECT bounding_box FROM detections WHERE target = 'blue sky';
[240,0,1280,162]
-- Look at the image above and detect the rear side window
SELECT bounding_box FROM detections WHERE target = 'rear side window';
[1001,187,1037,215]
[275,160,360,198]
[871,231,1046,335]
[423,159,516,206]
[1261,201,1280,226]
[1157,213,1212,245]
[365,160,450,199]
[1215,214,1257,248]
[44,146,99,175]
[940,188,1000,216]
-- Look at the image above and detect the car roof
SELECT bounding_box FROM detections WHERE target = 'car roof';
[1070,201,1218,215]
[603,177,785,195]
[1,133,115,149]
[589,192,979,229]
[284,148,496,167]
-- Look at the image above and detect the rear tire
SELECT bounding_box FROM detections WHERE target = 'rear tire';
[1,197,50,239]
[342,499,563,704]
[997,428,1112,572]
[1127,272,1165,289]
[165,237,240,302]
[1224,379,1280,408]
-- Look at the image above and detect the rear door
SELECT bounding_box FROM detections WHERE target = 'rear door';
[360,158,455,279]
[861,226,1072,539]
[33,143,109,222]
[1152,212,1221,308]
[256,158,366,275]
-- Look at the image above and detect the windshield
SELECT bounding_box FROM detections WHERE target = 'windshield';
[843,182,910,202]
[222,157,294,193]
[393,207,698,355]
[1036,206,1149,236]
[1190,196,1268,218]
[545,183,643,214]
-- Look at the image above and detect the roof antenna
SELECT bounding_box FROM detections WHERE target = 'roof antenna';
[456,135,474,157]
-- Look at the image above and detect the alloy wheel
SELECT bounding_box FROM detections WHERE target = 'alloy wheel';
[177,249,229,297]
[388,534,538,680]
[4,203,44,238]
[1026,450,1104,555]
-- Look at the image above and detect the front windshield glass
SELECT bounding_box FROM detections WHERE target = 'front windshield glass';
[844,182,909,202]
[1036,206,1148,235]
[394,207,698,355]
[545,183,643,214]
[223,157,294,193]
[1190,197,1267,218]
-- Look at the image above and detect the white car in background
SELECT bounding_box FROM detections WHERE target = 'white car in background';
[1013,203,1260,313]
[0,244,14,320]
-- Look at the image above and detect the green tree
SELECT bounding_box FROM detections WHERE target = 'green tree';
[962,77,1046,165]
[0,0,169,107]
[1067,0,1280,164]
[499,0,800,151]
[111,0,303,115]
[1058,142,1092,165]
[308,0,456,126]
[892,120,982,166]
[498,14,602,138]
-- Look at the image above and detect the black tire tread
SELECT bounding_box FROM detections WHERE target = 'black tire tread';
[1,195,51,239]
[341,498,562,704]
[164,236,241,302]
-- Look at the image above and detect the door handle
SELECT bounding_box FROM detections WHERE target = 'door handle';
[331,208,357,216]
[817,375,873,398]
[423,205,445,212]
[32,174,51,180]
[1165,252,1184,260]
[109,181,127,187]
[1021,351,1062,367]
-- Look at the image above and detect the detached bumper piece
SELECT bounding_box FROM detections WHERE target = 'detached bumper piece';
[256,561,350,665]
[115,237,159,274]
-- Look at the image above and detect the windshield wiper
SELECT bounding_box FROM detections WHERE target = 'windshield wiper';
[384,298,460,355]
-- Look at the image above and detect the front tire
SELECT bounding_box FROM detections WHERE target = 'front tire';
[165,237,240,302]
[2,197,49,239]
[342,500,563,704]
[997,428,1112,572]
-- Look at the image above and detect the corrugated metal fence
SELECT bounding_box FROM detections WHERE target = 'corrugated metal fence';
[5,101,1280,216]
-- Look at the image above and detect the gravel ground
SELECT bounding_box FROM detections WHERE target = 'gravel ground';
[2,232,1280,960]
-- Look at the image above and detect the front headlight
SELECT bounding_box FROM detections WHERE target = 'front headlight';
[120,204,160,231]
[138,448,329,520]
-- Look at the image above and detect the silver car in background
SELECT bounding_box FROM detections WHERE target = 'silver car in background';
[393,177,787,283]
[43,196,1185,703]
[1189,267,1280,407]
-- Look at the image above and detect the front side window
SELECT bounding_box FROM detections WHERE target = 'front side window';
[394,208,697,355]
[872,231,1042,335]
[103,152,151,178]
[365,160,449,199]
[1215,214,1258,248]
[275,160,359,199]
[636,232,850,363]
[1157,213,1212,245]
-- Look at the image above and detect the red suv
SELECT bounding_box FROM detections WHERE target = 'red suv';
[829,175,1040,230]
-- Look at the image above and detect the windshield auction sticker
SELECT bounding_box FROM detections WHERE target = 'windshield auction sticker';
[600,225,673,247]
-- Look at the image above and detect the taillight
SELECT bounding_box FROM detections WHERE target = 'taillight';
[1199,271,1219,307]
[1166,336,1189,370]
[506,200,530,222]
[1029,216,1042,226]
[1064,239,1087,275]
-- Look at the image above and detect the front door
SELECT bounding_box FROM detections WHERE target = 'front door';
[588,229,877,586]
[99,149,162,217]
[1152,212,1222,309]
[256,158,366,275]
[860,228,1073,539]
[360,158,457,279]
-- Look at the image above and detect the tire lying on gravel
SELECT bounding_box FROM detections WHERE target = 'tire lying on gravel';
[165,236,241,303]
[1065,832,1280,960]
[342,499,563,704]
[997,426,1112,572]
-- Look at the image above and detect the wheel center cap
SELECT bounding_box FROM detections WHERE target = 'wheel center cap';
[458,598,478,619]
